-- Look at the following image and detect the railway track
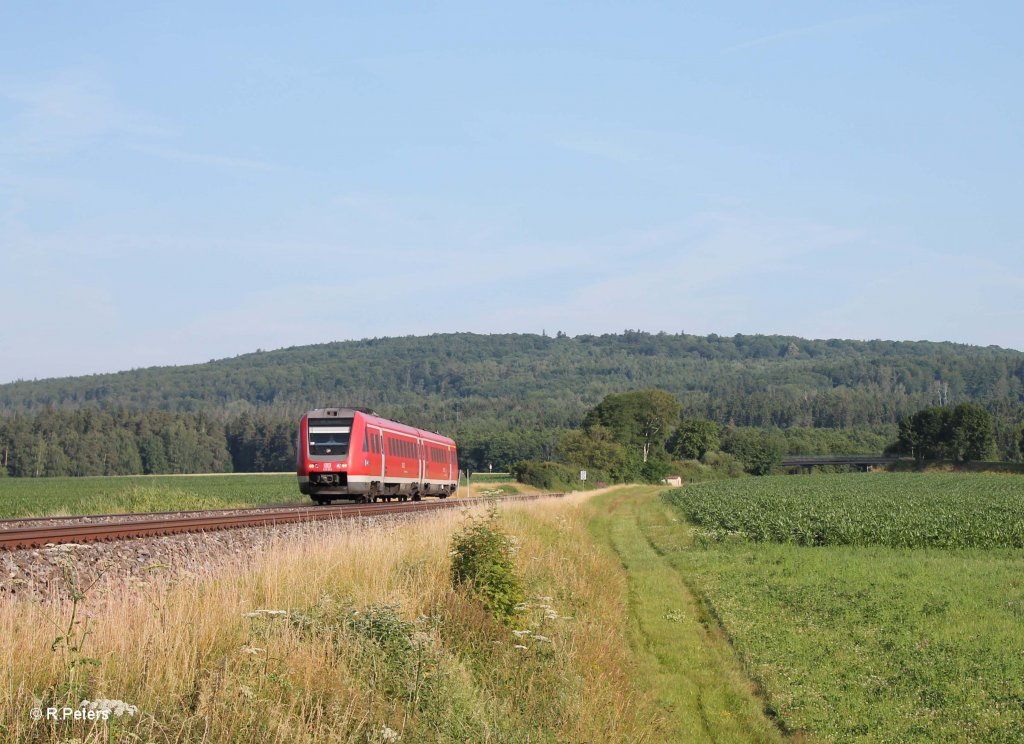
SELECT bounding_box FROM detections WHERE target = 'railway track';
[0,493,564,551]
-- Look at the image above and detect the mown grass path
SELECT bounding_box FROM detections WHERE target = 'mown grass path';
[586,486,783,743]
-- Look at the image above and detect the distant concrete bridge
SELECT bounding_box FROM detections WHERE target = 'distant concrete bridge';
[781,455,907,474]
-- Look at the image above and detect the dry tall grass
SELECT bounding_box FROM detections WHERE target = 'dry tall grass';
[1,489,657,743]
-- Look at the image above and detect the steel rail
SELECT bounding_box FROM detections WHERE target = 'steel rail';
[0,500,383,528]
[0,493,564,551]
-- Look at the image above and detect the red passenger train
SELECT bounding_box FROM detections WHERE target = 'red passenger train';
[296,407,459,504]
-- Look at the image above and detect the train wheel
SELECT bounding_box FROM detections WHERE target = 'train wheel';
[315,497,329,505]
[412,492,422,502]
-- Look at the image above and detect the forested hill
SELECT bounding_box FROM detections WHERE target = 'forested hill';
[3,332,1022,432]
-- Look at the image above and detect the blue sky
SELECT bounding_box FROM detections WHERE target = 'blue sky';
[1,2,1022,382]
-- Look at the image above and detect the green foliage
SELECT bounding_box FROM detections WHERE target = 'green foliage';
[285,597,440,718]
[583,388,681,464]
[948,402,994,461]
[699,451,747,478]
[450,510,525,623]
[669,418,720,460]
[556,425,626,475]
[894,406,949,462]
[892,403,995,462]
[720,428,784,475]
[668,473,1024,548]
[775,424,896,455]
[1,331,1022,476]
[511,460,587,490]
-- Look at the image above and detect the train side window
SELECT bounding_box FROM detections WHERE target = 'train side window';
[363,432,368,452]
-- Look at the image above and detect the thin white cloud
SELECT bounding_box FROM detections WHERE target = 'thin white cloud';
[0,67,170,156]
[724,12,893,54]
[130,144,275,172]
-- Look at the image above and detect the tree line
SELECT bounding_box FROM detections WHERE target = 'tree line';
[0,409,289,477]
[886,402,1000,463]
[1,332,1022,477]
[2,332,1022,438]
[509,390,1021,490]
[0,395,1019,480]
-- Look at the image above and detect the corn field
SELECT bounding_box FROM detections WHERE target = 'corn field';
[668,472,1024,548]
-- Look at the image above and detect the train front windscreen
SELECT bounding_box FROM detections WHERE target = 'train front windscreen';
[307,418,352,457]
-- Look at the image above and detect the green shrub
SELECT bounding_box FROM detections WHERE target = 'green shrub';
[721,429,784,475]
[701,451,747,478]
[450,509,524,623]
[510,459,581,490]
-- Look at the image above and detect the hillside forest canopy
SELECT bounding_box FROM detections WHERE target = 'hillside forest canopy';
[0,332,1021,478]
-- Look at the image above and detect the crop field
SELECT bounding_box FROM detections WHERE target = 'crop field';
[668,472,1024,548]
[662,473,1024,742]
[0,474,305,519]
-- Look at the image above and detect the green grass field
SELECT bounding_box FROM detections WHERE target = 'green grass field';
[0,474,304,519]
[662,473,1024,742]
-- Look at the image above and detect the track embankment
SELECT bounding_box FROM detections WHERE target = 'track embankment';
[1,493,562,598]
[0,493,563,551]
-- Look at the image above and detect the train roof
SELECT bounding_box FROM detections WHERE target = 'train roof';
[304,408,456,446]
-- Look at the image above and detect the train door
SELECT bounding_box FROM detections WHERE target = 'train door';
[366,425,384,484]
[417,438,425,488]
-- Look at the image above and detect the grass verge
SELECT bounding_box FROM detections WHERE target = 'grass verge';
[1,491,663,742]
[585,486,783,743]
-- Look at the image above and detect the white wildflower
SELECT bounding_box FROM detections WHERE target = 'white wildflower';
[512,629,532,637]
[243,609,288,618]
[514,644,529,650]
[79,699,137,717]
[380,725,401,742]
[240,645,265,655]
[532,635,552,643]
